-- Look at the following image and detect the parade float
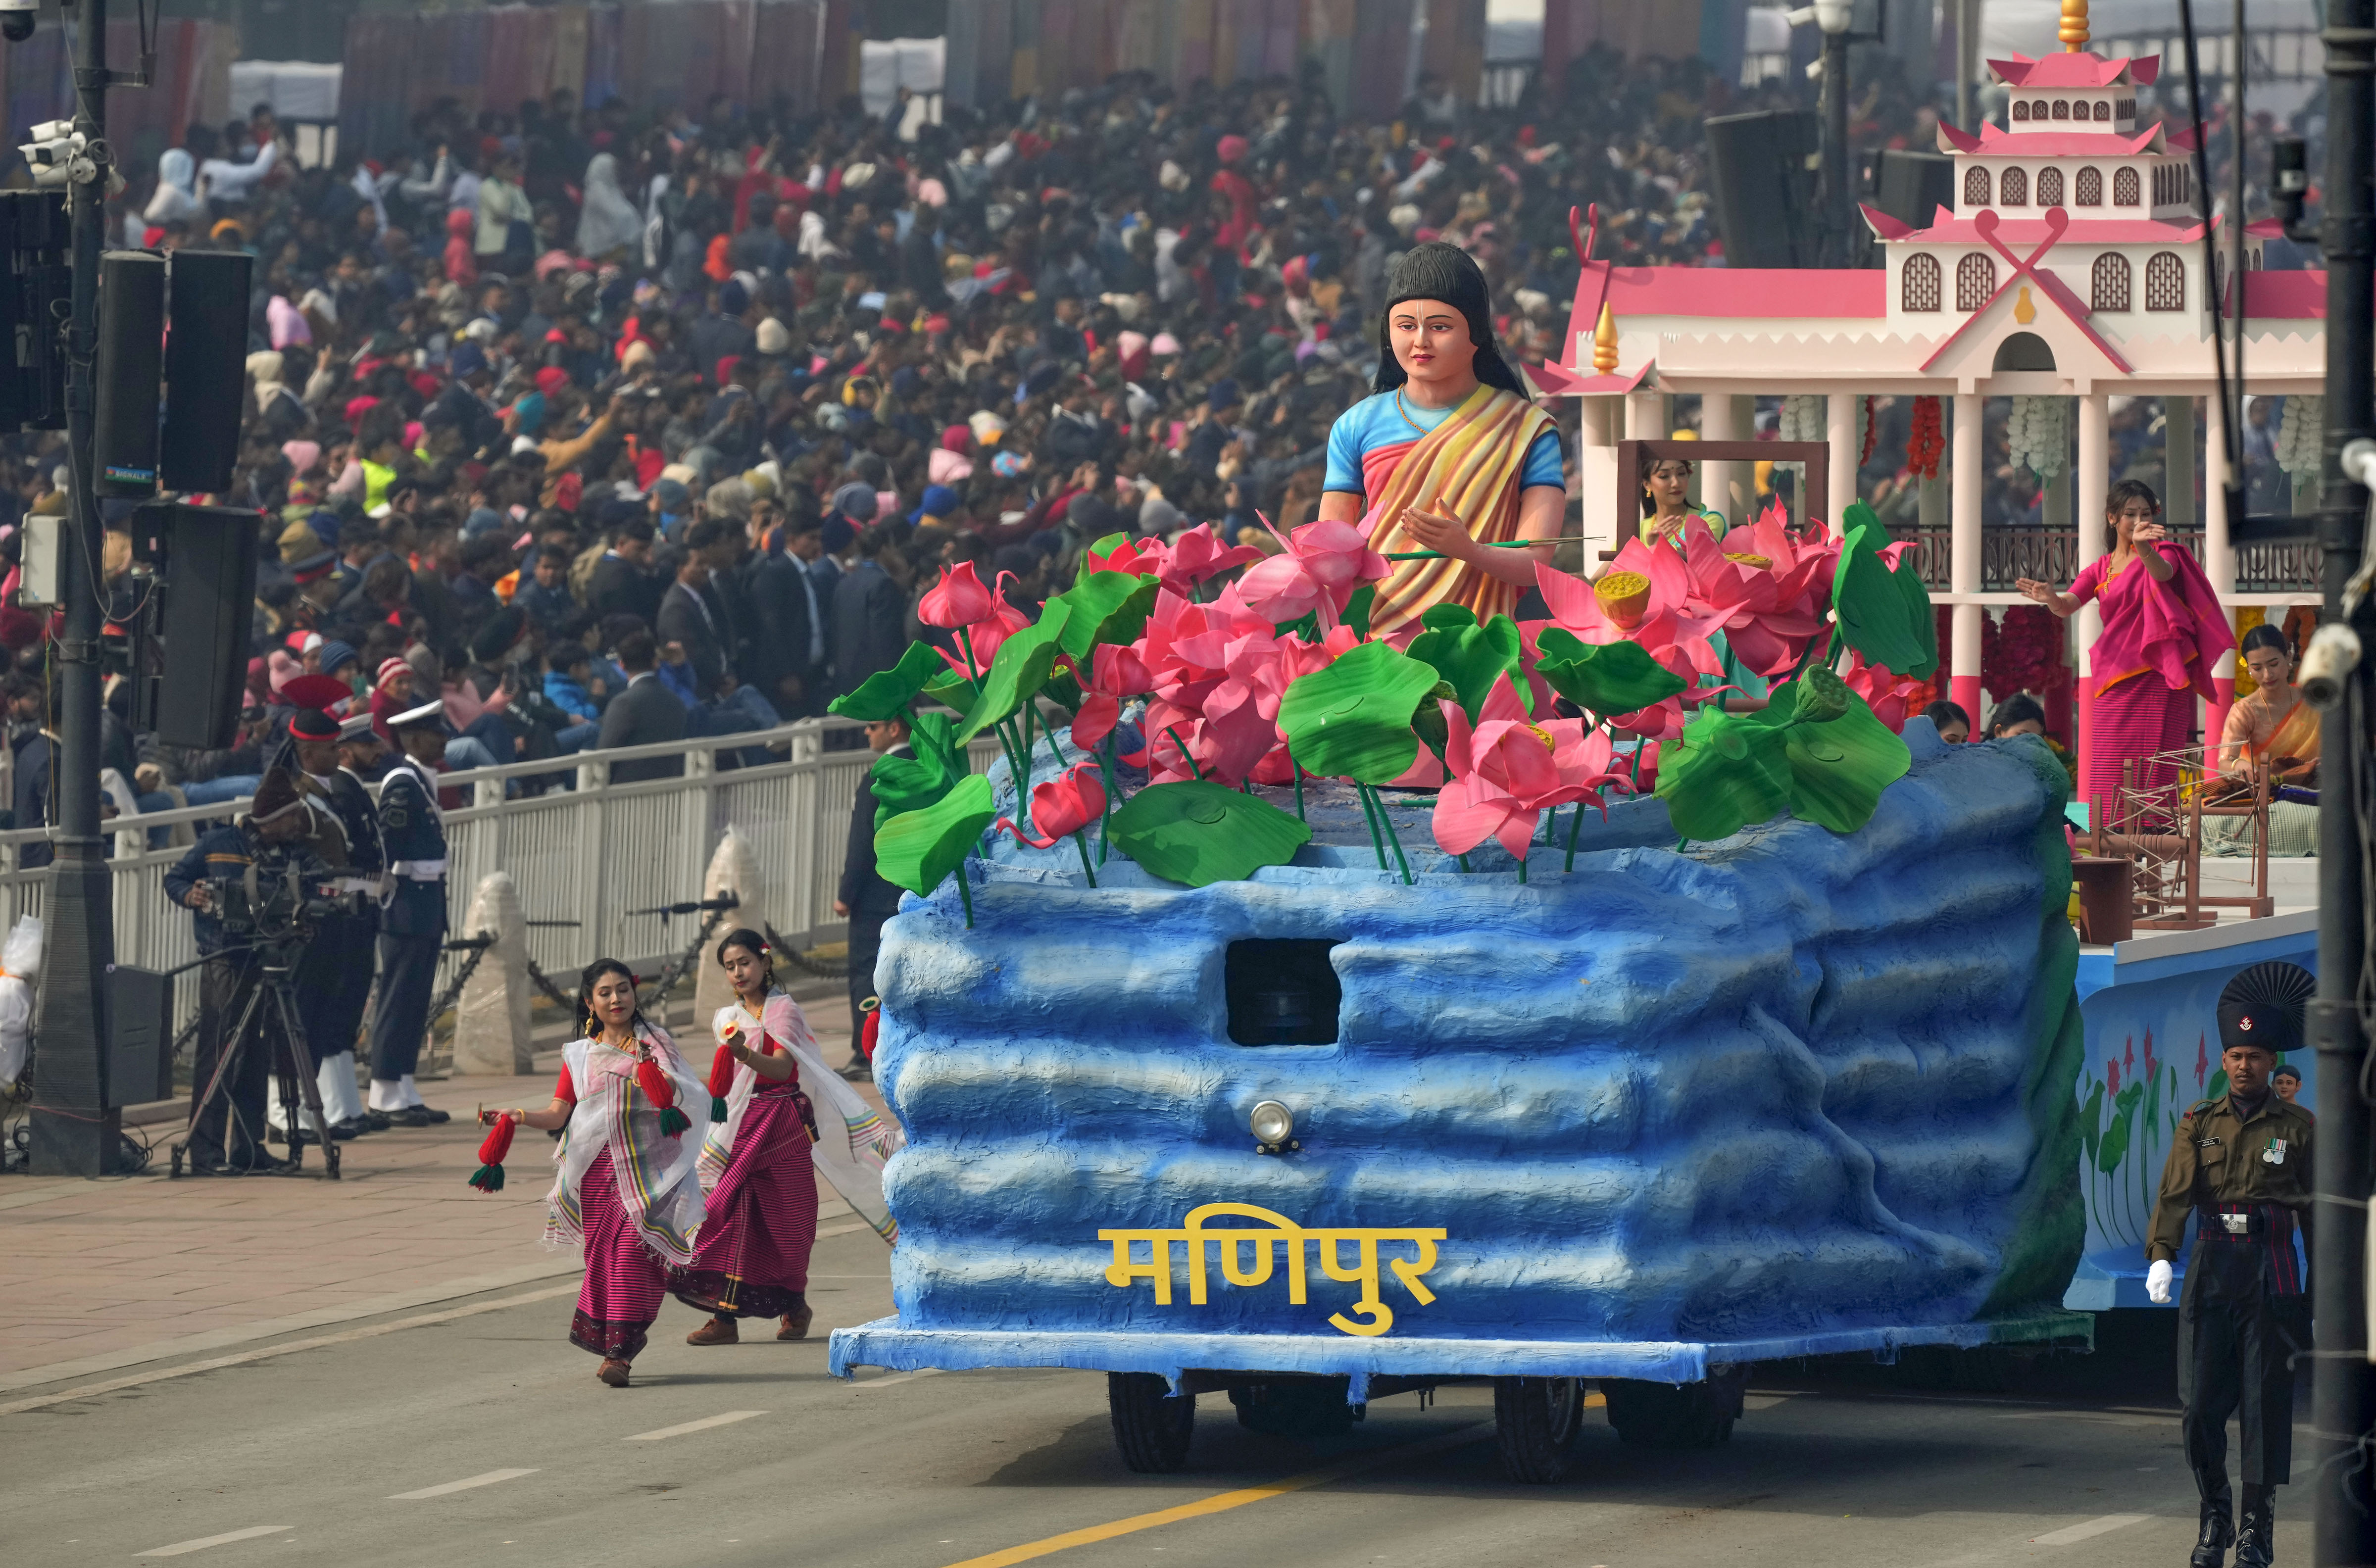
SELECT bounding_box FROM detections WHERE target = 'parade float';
[824,503,2096,1481]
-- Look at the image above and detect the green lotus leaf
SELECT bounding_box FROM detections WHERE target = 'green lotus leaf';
[955,600,1074,743]
[1052,569,1158,660]
[1342,584,1378,639]
[873,773,996,897]
[826,640,949,722]
[1656,702,1794,841]
[1831,500,1938,680]
[1276,640,1441,784]
[1656,673,1911,841]
[1105,781,1313,887]
[1407,604,1528,720]
[869,709,965,830]
[1533,626,1690,716]
[1780,689,1910,833]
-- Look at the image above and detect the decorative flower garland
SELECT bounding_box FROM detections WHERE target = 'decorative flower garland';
[1907,396,1944,481]
[2276,394,2325,496]
[2007,395,2069,481]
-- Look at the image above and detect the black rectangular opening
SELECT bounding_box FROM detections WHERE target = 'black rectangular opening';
[1225,939,1342,1046]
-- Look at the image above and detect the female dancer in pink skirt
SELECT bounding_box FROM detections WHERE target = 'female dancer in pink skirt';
[476,957,706,1387]
[674,929,827,1344]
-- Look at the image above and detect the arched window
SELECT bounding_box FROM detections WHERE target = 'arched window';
[2052,99,2070,120]
[2092,99,2111,121]
[2013,99,2030,121]
[2115,166,2140,205]
[2075,166,2103,205]
[2036,167,2064,208]
[2152,166,2166,204]
[1902,252,1942,312]
[2000,166,2029,206]
[2116,98,2135,120]
[2091,252,2131,311]
[2032,100,2049,120]
[1964,165,1992,207]
[1957,251,1997,311]
[2145,251,2185,311]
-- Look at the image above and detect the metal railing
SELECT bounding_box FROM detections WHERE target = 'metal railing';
[1892,526,2320,593]
[0,716,1005,1046]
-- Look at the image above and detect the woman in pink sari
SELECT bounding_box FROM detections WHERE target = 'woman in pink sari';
[2016,479,2233,819]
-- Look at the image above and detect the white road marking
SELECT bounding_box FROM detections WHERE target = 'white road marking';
[2031,1514,2151,1546]
[390,1468,540,1500]
[625,1410,768,1441]
[852,1367,944,1389]
[136,1526,294,1556]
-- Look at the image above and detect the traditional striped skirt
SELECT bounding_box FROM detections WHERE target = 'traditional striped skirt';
[569,1147,674,1361]
[669,1087,819,1320]
[2086,671,2195,824]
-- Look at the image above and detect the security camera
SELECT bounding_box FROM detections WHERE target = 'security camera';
[0,3,37,46]
[2299,622,2363,713]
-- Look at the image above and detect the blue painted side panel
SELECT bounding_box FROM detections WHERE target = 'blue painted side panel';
[834,728,2083,1377]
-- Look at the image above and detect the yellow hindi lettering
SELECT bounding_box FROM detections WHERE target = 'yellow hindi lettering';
[1096,1205,1447,1337]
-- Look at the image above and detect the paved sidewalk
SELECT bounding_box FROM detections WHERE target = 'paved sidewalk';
[0,992,881,1390]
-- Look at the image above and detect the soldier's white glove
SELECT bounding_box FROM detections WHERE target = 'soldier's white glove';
[2146,1259,2174,1304]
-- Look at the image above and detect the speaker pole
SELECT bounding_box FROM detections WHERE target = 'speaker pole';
[28,0,118,1176]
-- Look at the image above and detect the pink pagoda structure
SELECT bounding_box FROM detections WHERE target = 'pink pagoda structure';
[1557,0,2322,758]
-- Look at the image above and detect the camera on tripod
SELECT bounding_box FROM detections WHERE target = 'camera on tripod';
[205,863,366,948]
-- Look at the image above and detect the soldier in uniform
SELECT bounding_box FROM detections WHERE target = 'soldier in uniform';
[365,698,453,1127]
[2147,960,2319,1568]
[267,706,385,1140]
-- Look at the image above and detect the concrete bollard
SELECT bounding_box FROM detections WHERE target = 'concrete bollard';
[691,826,770,1026]
[452,870,536,1075]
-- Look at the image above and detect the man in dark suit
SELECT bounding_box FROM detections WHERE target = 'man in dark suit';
[835,714,910,1081]
[587,517,662,624]
[831,524,910,700]
[597,628,688,782]
[740,512,828,719]
[655,526,732,698]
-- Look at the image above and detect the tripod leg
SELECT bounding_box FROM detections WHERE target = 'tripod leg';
[269,980,339,1180]
[176,965,267,1176]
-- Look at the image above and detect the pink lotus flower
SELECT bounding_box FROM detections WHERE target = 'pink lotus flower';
[1838,651,1926,733]
[1071,643,1154,751]
[1154,523,1263,597]
[996,763,1107,848]
[1431,675,1634,861]
[918,561,994,630]
[1236,516,1390,628]
[938,571,1036,677]
[1085,536,1166,577]
[1678,514,1834,678]
[1534,543,1729,740]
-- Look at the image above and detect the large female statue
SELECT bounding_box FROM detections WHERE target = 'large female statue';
[2015,478,2234,820]
[1317,242,1565,637]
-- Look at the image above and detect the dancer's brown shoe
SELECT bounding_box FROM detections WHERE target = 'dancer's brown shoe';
[687,1314,739,1346]
[778,1303,814,1340]
[596,1358,632,1387]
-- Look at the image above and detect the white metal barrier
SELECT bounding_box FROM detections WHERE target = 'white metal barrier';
[0,716,1005,1046]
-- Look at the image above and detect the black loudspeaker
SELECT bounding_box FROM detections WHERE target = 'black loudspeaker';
[1874,149,1956,232]
[155,503,260,749]
[106,965,175,1108]
[1703,110,1820,269]
[161,249,253,494]
[94,250,165,496]
[0,191,67,432]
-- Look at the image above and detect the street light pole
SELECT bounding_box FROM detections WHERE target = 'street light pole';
[26,0,116,1175]
[2311,0,2376,1558]
[1808,0,1855,268]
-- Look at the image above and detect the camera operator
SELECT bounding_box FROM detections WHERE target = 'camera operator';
[365,699,453,1126]
[162,769,333,1176]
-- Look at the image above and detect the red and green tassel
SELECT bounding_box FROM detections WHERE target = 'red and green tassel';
[706,1033,738,1123]
[467,1116,515,1193]
[636,1058,691,1137]
[860,1000,882,1062]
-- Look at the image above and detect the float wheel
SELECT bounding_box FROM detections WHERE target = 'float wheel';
[1493,1375,1584,1483]
[1108,1372,1196,1472]
[1601,1365,1747,1449]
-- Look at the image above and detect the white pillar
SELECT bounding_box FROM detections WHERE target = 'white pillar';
[1827,392,1859,525]
[692,826,771,1026]
[2076,391,2111,795]
[1700,391,1744,532]
[1951,393,1983,721]
[2164,396,2197,533]
[2202,391,2237,738]
[1578,395,1619,571]
[453,872,535,1076]
[1624,391,1663,542]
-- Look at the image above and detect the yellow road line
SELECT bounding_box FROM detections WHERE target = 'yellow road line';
[938,1403,1556,1568]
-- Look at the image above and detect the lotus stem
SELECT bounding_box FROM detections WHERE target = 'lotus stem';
[1564,795,1587,872]
[1291,763,1306,823]
[954,863,976,928]
[1456,852,1471,873]
[1095,735,1118,865]
[1356,782,1389,870]
[1516,852,1528,883]
[1367,785,1413,884]
[1071,831,1098,888]
[956,624,985,681]
[1163,726,1205,781]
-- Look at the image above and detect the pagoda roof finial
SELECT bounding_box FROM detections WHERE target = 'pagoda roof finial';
[1592,301,1620,375]
[2060,0,2089,51]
